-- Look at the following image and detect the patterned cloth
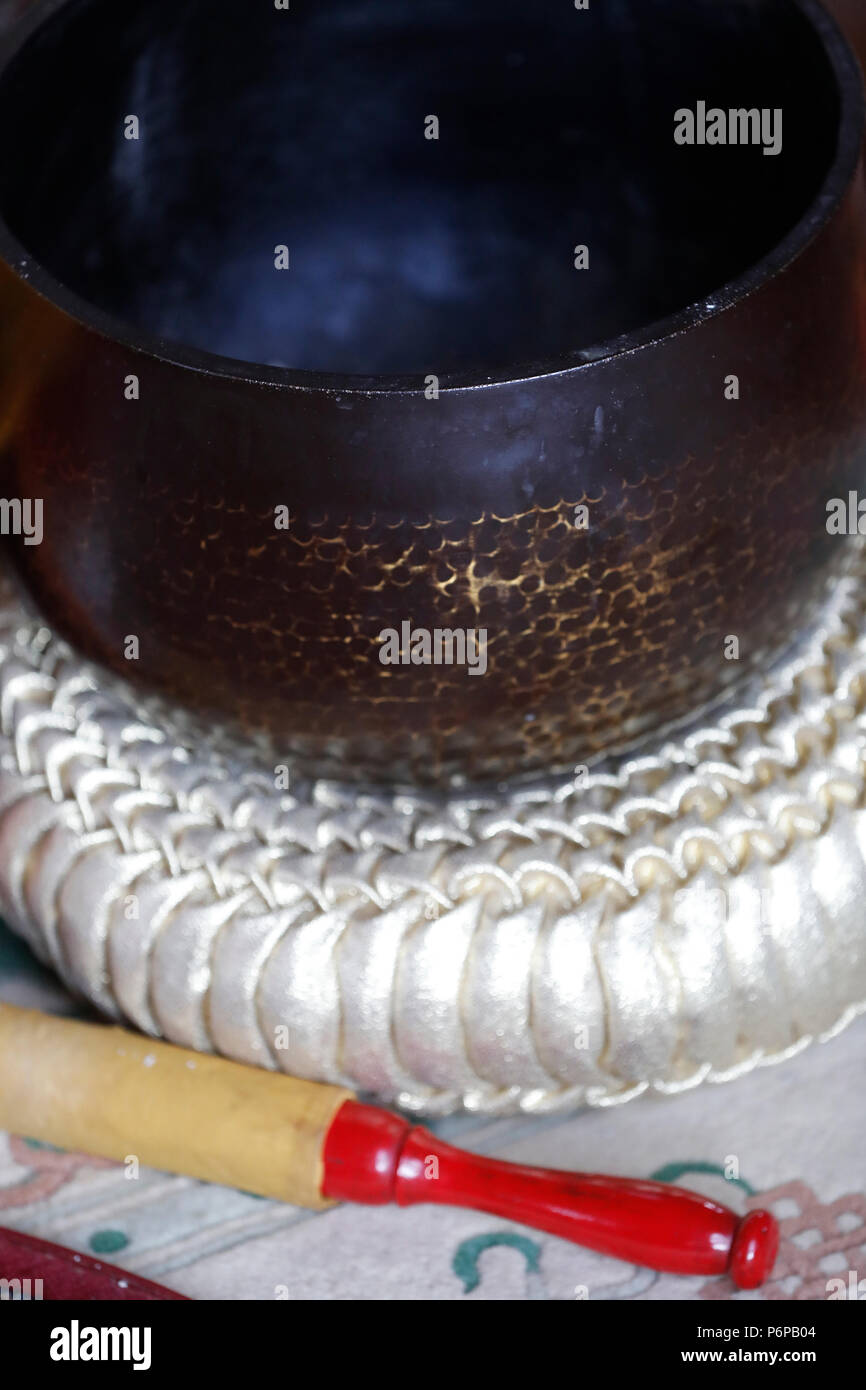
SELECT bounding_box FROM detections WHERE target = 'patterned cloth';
[1,918,863,1301]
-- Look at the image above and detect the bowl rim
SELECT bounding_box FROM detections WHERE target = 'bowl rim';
[0,0,862,397]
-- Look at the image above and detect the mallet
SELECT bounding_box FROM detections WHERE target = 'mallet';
[0,1004,778,1288]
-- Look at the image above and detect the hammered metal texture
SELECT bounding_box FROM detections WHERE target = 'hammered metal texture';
[6,265,866,787]
[0,548,865,1113]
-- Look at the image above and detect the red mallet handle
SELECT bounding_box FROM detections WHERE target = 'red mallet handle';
[322,1101,778,1289]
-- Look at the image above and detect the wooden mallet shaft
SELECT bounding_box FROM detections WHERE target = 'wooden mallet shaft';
[0,1003,779,1287]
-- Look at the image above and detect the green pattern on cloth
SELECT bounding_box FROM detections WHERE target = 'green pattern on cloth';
[650,1161,756,1197]
[452,1234,542,1294]
[89,1230,130,1256]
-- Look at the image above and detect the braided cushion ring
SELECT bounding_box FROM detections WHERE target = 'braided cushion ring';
[1,546,865,1116]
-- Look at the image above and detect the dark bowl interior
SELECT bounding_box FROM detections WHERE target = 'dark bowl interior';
[0,0,841,378]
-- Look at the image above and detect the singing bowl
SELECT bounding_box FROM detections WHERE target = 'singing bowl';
[0,0,865,787]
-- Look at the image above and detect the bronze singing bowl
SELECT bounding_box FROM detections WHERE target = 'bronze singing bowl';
[0,0,865,786]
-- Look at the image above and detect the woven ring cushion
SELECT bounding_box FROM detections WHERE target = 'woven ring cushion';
[1,542,866,1116]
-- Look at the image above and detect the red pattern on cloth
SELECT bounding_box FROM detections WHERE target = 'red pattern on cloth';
[700,1181,866,1301]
